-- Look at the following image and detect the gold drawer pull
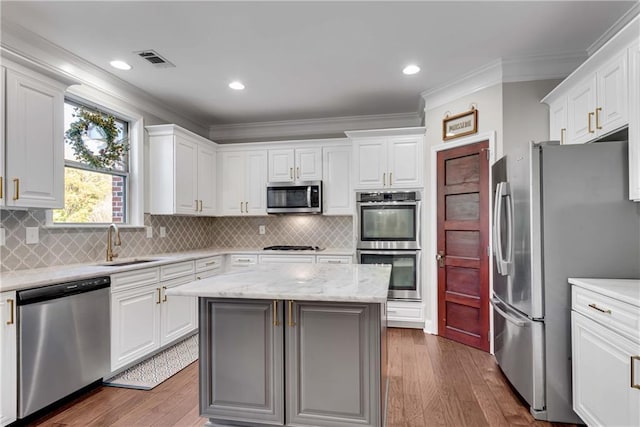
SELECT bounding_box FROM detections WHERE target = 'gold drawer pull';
[560,128,566,145]
[588,112,595,133]
[632,355,640,390]
[595,107,602,130]
[273,300,280,326]
[156,288,162,304]
[0,176,3,199]
[288,300,296,327]
[162,286,167,303]
[205,260,218,266]
[588,303,611,314]
[13,178,19,200]
[6,299,14,325]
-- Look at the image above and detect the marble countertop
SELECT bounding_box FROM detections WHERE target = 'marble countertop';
[165,263,391,303]
[0,247,354,292]
[569,278,640,307]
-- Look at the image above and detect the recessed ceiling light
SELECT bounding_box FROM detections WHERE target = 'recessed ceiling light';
[110,60,132,71]
[229,81,245,90]
[403,64,420,75]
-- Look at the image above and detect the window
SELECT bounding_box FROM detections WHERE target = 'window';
[52,100,130,224]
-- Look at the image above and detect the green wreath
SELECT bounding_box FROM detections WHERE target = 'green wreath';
[65,108,129,169]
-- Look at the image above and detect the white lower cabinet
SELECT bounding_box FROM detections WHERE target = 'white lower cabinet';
[259,254,316,264]
[571,280,640,427]
[110,262,198,372]
[0,291,17,426]
[386,300,424,328]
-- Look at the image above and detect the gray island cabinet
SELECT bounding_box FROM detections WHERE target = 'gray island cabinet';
[166,263,391,427]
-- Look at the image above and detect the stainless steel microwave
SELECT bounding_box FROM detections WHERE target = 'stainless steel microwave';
[266,181,322,214]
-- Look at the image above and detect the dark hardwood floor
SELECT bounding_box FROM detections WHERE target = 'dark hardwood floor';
[27,328,576,426]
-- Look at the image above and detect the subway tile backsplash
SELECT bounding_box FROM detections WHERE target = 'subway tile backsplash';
[0,210,353,272]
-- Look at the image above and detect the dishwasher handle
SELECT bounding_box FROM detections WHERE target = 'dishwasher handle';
[17,277,110,305]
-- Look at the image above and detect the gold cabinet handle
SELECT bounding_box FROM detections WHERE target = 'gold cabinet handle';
[205,260,218,266]
[296,167,300,179]
[13,178,19,200]
[595,107,602,130]
[162,286,167,303]
[240,201,244,214]
[588,112,595,133]
[196,276,202,280]
[290,167,293,180]
[632,355,640,390]
[273,300,280,326]
[6,299,14,325]
[288,300,296,327]
[560,128,566,145]
[156,288,162,304]
[199,200,203,212]
[195,200,199,212]
[383,172,386,186]
[0,176,3,199]
[389,172,393,186]
[588,303,611,314]
[436,251,445,268]
[244,201,248,213]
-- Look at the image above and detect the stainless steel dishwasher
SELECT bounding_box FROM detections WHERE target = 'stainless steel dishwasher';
[17,276,110,418]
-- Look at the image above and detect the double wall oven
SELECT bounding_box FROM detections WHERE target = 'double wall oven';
[356,191,421,300]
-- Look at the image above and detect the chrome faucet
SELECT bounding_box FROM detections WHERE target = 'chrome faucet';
[106,223,122,262]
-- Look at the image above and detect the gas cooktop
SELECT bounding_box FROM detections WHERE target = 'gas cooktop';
[263,245,322,251]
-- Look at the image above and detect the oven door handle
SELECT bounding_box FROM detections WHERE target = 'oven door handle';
[357,201,419,207]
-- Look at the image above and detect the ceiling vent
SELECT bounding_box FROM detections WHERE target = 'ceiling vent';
[134,50,175,68]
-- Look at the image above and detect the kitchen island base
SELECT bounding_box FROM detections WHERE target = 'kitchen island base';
[199,298,388,427]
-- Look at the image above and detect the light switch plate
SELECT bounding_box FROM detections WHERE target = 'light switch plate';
[160,227,166,238]
[26,226,39,244]
[259,225,266,235]
[0,228,5,246]
[146,226,153,238]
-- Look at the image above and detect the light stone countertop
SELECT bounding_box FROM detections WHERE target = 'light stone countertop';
[165,263,391,303]
[569,278,640,307]
[0,247,354,293]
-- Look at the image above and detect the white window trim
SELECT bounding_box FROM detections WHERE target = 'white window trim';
[46,94,145,229]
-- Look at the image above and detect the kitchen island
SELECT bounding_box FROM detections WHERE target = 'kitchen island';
[166,263,391,427]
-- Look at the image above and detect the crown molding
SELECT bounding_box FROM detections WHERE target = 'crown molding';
[209,112,421,143]
[587,2,640,57]
[0,21,209,137]
[421,52,586,111]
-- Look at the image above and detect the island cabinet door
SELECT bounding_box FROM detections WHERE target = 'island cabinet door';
[200,298,284,425]
[285,301,382,427]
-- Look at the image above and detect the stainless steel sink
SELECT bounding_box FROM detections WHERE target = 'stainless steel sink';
[98,259,159,267]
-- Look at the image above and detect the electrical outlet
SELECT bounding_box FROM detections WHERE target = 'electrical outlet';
[146,226,153,238]
[259,225,266,235]
[0,228,5,246]
[26,227,39,244]
[160,227,166,238]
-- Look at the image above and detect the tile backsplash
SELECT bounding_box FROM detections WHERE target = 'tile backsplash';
[0,210,353,272]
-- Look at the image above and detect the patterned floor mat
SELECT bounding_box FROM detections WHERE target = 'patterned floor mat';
[103,334,198,390]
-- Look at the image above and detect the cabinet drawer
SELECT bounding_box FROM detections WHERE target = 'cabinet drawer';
[316,255,352,265]
[196,256,223,273]
[259,255,315,264]
[111,267,160,292]
[386,301,424,322]
[572,286,640,344]
[228,254,258,267]
[195,269,219,280]
[160,261,195,281]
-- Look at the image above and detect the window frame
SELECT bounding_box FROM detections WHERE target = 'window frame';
[46,94,145,229]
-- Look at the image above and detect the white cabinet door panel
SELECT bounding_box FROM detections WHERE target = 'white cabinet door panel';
[322,146,352,215]
[354,139,386,188]
[295,147,322,181]
[596,51,628,135]
[174,136,198,214]
[5,69,64,208]
[219,151,245,215]
[111,285,161,371]
[388,136,422,187]
[268,149,294,182]
[0,292,17,426]
[549,97,568,144]
[161,275,197,346]
[245,150,267,215]
[567,76,597,145]
[198,144,217,215]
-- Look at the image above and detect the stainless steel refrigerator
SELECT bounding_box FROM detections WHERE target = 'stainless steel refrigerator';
[491,140,640,423]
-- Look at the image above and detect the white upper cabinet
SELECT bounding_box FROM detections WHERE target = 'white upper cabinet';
[0,291,16,427]
[1,61,75,209]
[147,124,217,216]
[549,96,568,144]
[322,144,353,215]
[218,149,267,216]
[347,127,425,189]
[567,51,628,145]
[268,147,322,182]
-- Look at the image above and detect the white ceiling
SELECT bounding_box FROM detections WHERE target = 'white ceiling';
[1,1,637,127]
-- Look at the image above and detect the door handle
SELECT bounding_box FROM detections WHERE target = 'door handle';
[6,299,14,325]
[491,298,527,327]
[632,355,640,390]
[493,182,512,275]
[273,300,280,327]
[156,288,162,304]
[383,173,386,186]
[493,182,505,275]
[162,286,167,303]
[195,200,199,212]
[296,167,300,179]
[13,178,19,200]
[436,251,445,268]
[288,300,296,327]
[244,201,248,213]
[290,168,293,180]
[307,186,312,208]
[560,128,566,145]
[595,107,602,130]
[199,200,203,212]
[389,172,393,186]
[0,176,3,199]
[588,112,595,133]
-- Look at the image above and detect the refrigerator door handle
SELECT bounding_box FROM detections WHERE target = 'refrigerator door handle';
[491,298,528,327]
[493,182,505,275]
[503,182,514,269]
